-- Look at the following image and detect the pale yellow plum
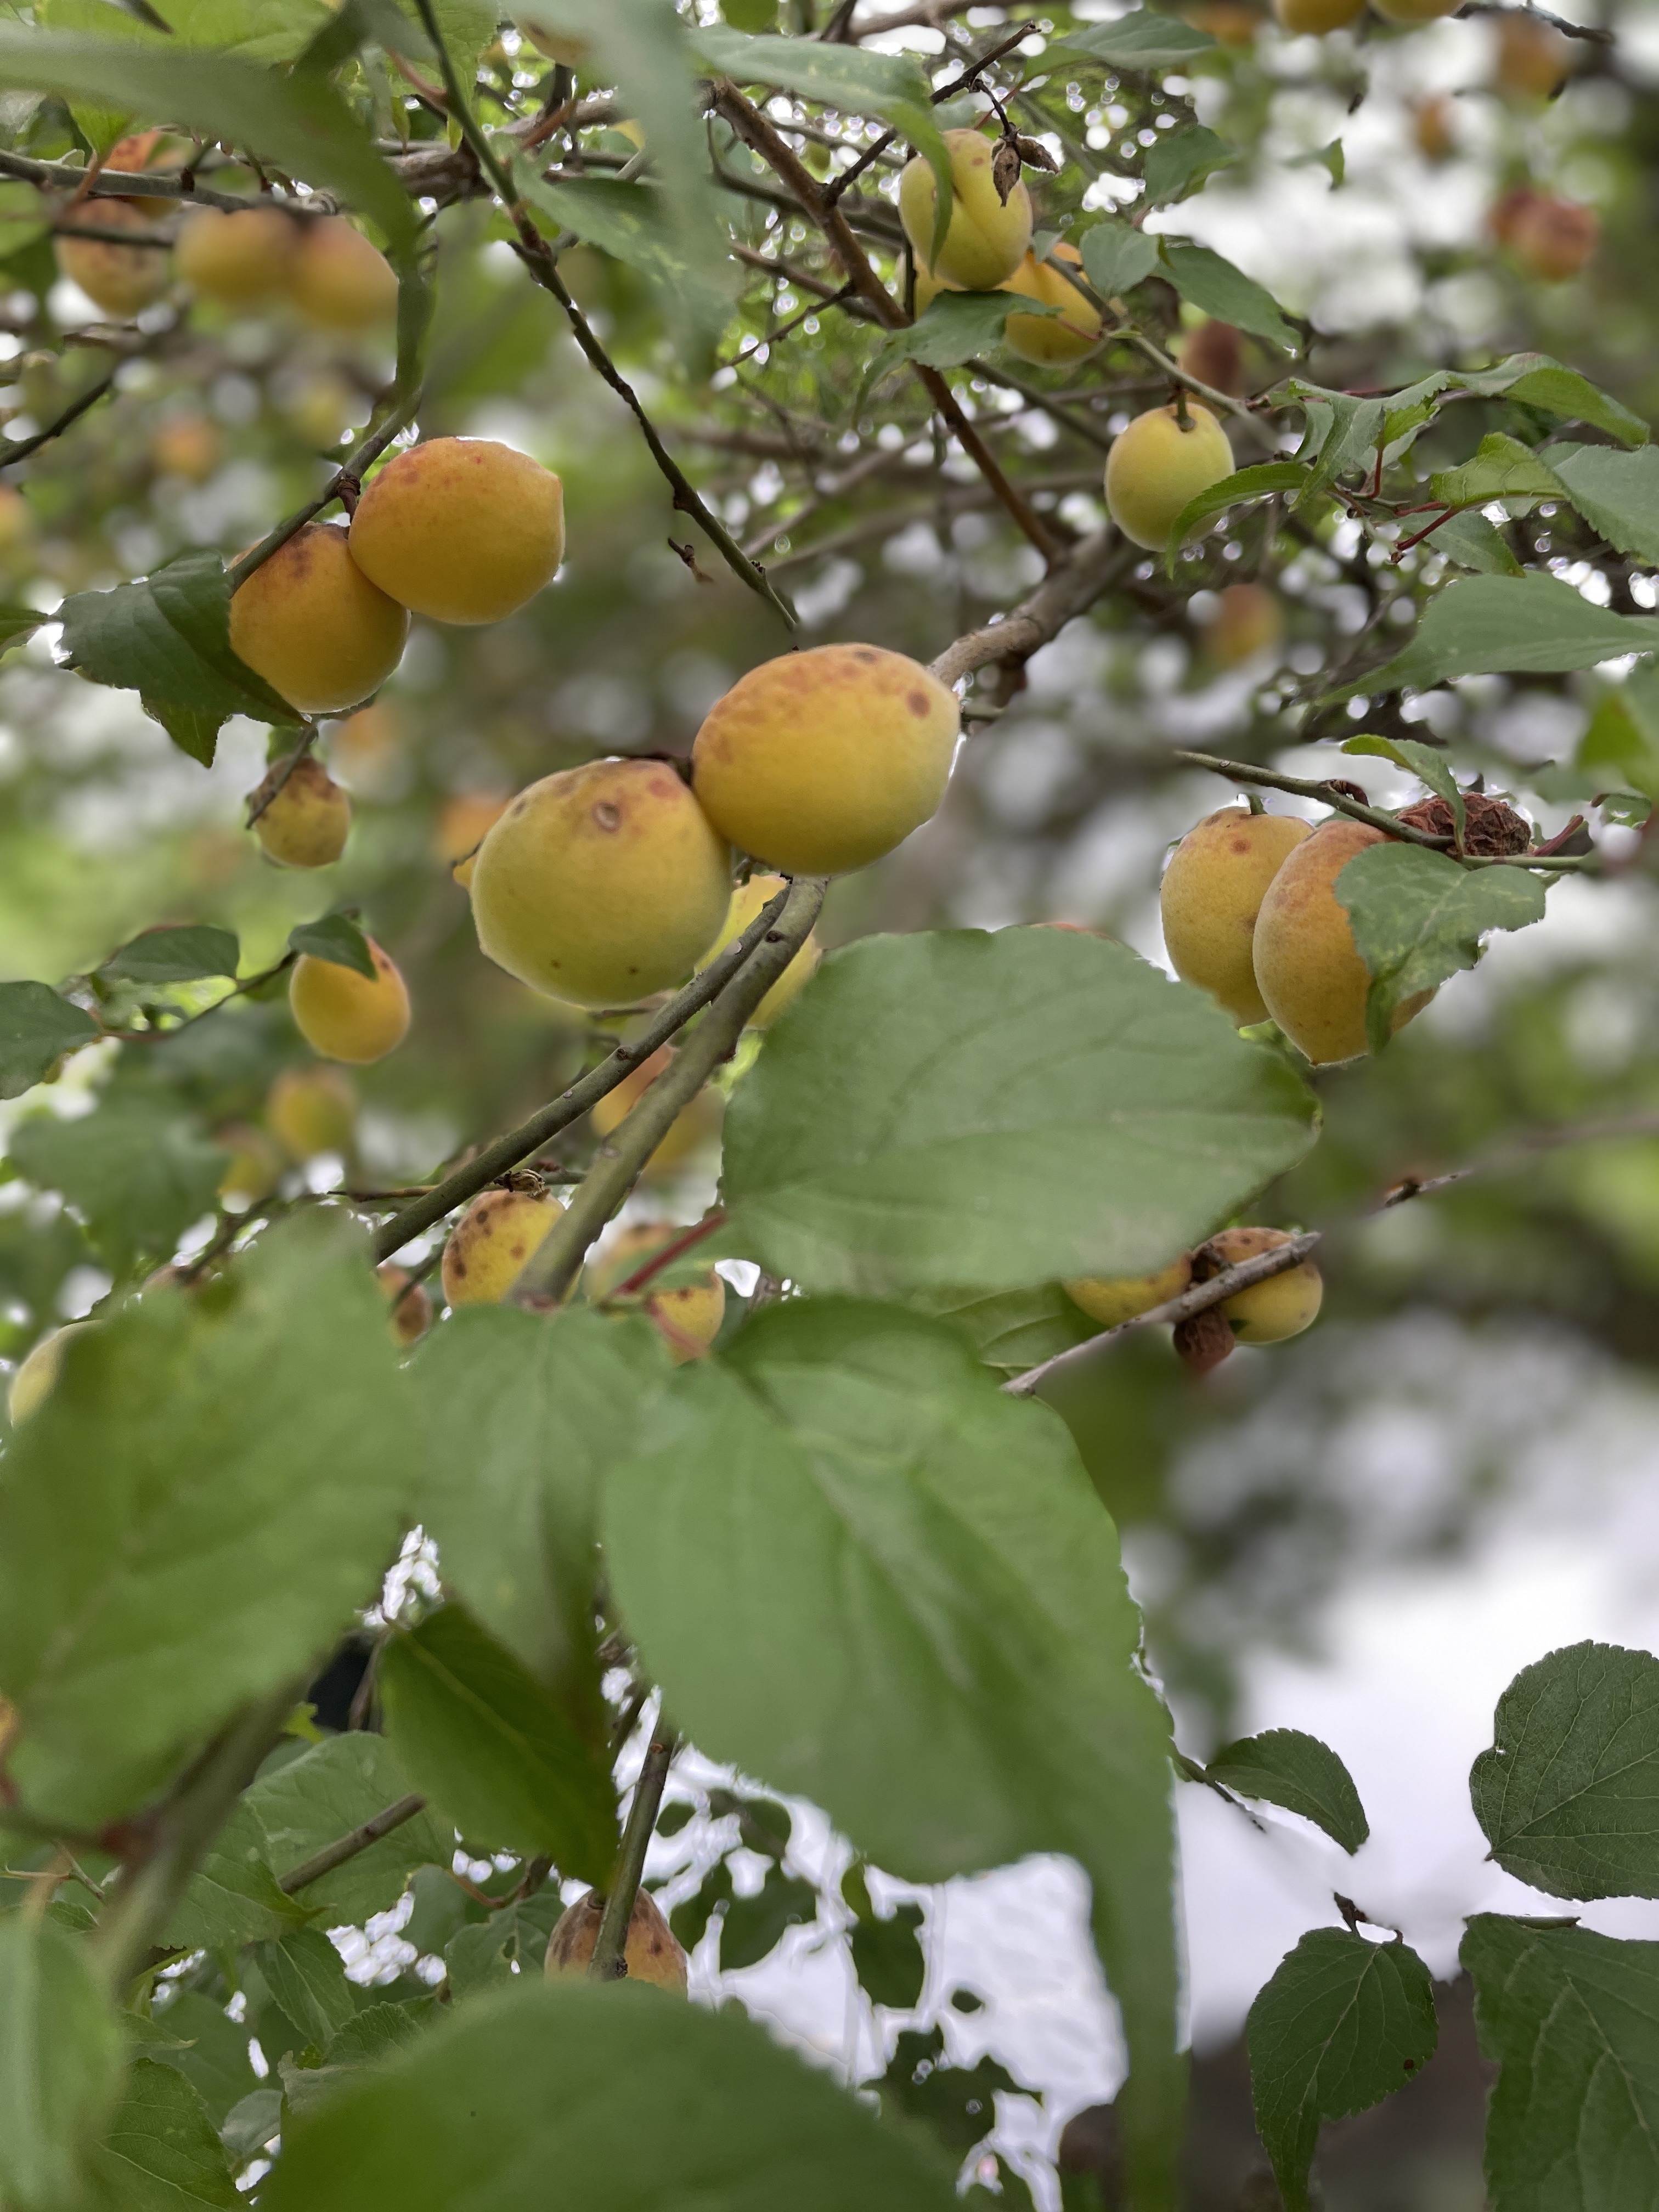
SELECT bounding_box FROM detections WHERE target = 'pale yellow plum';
[1104,402,1235,552]
[471,759,731,1007]
[1207,1225,1323,1344]
[1252,818,1432,1064]
[692,644,958,878]
[176,205,297,306]
[7,1322,91,1426]
[1064,1254,1192,1328]
[289,939,410,1064]
[1002,242,1102,366]
[590,1047,721,1177]
[229,523,409,716]
[586,1222,726,1363]
[249,755,353,869]
[377,1263,433,1346]
[349,437,565,626]
[287,217,398,330]
[1370,0,1460,19]
[1160,806,1312,1027]
[1493,12,1573,97]
[696,874,821,1027]
[1273,0,1364,29]
[899,128,1032,290]
[441,1186,563,1306]
[266,1064,358,1160]
[1201,583,1283,668]
[216,1123,282,1208]
[545,1887,687,1992]
[54,200,170,319]
[150,414,222,483]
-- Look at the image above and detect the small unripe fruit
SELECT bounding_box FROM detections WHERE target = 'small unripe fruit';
[1161,806,1312,1027]
[1176,319,1247,398]
[1206,1226,1322,1344]
[692,644,959,877]
[590,1047,721,1176]
[441,1187,563,1307]
[586,1222,726,1363]
[1201,583,1283,668]
[1064,1254,1192,1328]
[1510,196,1599,283]
[176,205,297,306]
[349,437,565,625]
[287,217,398,330]
[545,1887,687,1993]
[216,1122,282,1207]
[696,874,821,1027]
[249,755,353,869]
[150,414,221,483]
[899,128,1033,290]
[289,938,410,1064]
[1105,403,1234,553]
[472,760,730,1008]
[229,523,409,716]
[377,1263,433,1345]
[7,1323,89,1426]
[54,201,170,320]
[1493,12,1573,97]
[1002,242,1102,366]
[1273,0,1363,29]
[1251,817,1432,1063]
[1370,0,1459,19]
[266,1064,358,1160]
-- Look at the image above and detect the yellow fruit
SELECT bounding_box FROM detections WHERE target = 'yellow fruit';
[441,1186,563,1306]
[1411,97,1457,163]
[898,128,1032,290]
[1104,402,1235,553]
[590,1046,721,1176]
[1251,818,1431,1063]
[215,1122,282,1207]
[0,484,35,555]
[1187,2,1261,42]
[1064,1254,1192,1328]
[471,759,731,1008]
[249,755,353,869]
[1002,241,1103,366]
[1493,12,1573,97]
[1176,319,1247,398]
[696,874,821,1026]
[1510,196,1599,283]
[586,1222,726,1363]
[1273,0,1364,29]
[435,791,511,866]
[545,1887,687,1993]
[349,438,565,626]
[266,1064,358,1160]
[7,1323,89,1426]
[1202,582,1283,667]
[1161,806,1312,1027]
[229,523,409,716]
[377,1263,433,1345]
[54,201,170,319]
[329,700,404,800]
[692,644,959,878]
[287,217,398,330]
[1370,0,1459,18]
[175,205,297,306]
[289,939,410,1064]
[1207,1225,1322,1344]
[284,369,357,450]
[150,414,221,483]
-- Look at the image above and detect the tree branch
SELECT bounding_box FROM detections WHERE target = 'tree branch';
[277,1793,427,1895]
[224,393,420,592]
[588,1726,676,1983]
[930,524,1133,689]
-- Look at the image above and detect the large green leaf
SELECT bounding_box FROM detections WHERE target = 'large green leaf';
[1160,240,1297,348]
[720,928,1317,1297]
[1163,462,1308,576]
[1547,443,1659,568]
[1463,1914,1659,2212]
[604,1299,1182,2207]
[0,1915,124,2212]
[0,1217,415,1829]
[1079,219,1159,301]
[7,1084,228,1279]
[1045,10,1217,70]
[86,2058,239,2212]
[1336,574,1659,699]
[1205,1729,1369,1854]
[1247,1929,1438,2212]
[1141,126,1235,206]
[0,982,100,1101]
[379,1604,616,1882]
[229,1732,450,1927]
[871,288,1059,376]
[145,1993,259,2127]
[254,1927,356,2050]
[101,925,240,985]
[1470,1642,1659,1901]
[164,1798,315,1954]
[1428,431,1567,512]
[905,1280,1098,1377]
[262,1980,962,2210]
[1334,843,1548,1054]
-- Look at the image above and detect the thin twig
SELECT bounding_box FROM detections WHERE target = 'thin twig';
[0,361,122,471]
[277,1794,427,1895]
[822,26,1030,207]
[588,1728,677,1982]
[930,523,1133,689]
[224,397,420,592]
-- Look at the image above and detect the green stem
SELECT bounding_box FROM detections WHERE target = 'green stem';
[278,1794,427,1896]
[589,1728,676,1983]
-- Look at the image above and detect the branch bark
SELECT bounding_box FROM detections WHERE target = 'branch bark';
[588,1727,676,1982]
[930,524,1133,689]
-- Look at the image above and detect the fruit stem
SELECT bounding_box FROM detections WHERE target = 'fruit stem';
[225,393,420,593]
[588,1725,677,1984]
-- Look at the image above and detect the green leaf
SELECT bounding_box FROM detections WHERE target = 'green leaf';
[7,1085,228,1278]
[1428,510,1523,575]
[102,925,240,985]
[850,1901,926,2010]
[0,1915,123,2211]
[1463,1914,1659,2212]
[720,927,1317,1297]
[1334,842,1547,1055]
[604,1299,1182,2208]
[1046,12,1218,70]
[878,2025,1022,2157]
[1204,1730,1369,1853]
[146,1993,258,2128]
[1248,1930,1438,2212]
[0,1216,415,1829]
[1162,461,1308,576]
[254,1928,357,2051]
[0,28,413,250]
[721,0,778,25]
[1078,219,1159,301]
[408,1304,664,1715]
[1429,431,1567,511]
[1546,443,1659,567]
[287,913,375,978]
[872,289,1060,376]
[718,1863,819,1972]
[0,981,100,1100]
[0,599,42,652]
[396,0,494,77]
[261,1980,961,2211]
[230,1732,452,1927]
[1470,1642,1659,1901]
[164,1799,315,1954]
[1141,126,1235,206]
[1288,138,1344,188]
[1341,732,1464,843]
[379,1604,617,1882]
[905,1281,1099,1377]
[1465,354,1649,449]
[86,2058,239,2212]
[1579,669,1659,798]
[299,0,432,71]
[669,1858,735,1955]
[1336,574,1659,699]
[512,167,735,353]
[325,2001,427,2066]
[1160,240,1297,348]
[219,2087,282,2163]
